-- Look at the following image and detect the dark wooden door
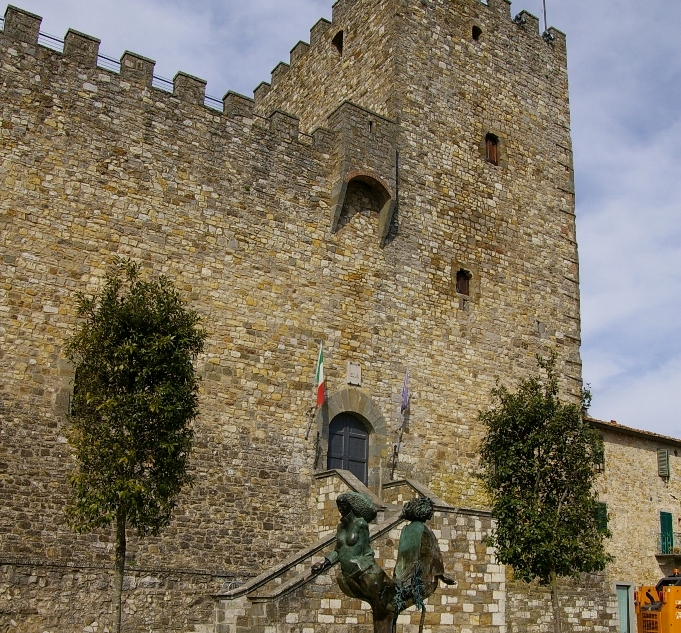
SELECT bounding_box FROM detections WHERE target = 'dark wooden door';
[327,413,369,484]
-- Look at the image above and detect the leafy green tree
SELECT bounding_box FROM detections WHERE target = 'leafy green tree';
[478,355,611,633]
[65,260,206,633]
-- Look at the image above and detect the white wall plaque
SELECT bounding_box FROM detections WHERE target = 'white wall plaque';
[347,361,362,386]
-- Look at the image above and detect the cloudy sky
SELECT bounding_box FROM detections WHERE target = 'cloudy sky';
[7,0,681,436]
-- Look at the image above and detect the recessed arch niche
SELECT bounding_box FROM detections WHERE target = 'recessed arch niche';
[329,170,395,243]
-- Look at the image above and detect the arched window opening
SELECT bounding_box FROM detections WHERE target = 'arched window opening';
[472,26,483,41]
[332,30,344,56]
[456,269,472,295]
[327,413,369,484]
[485,133,499,166]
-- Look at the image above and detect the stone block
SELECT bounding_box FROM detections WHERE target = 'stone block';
[223,91,255,119]
[309,17,331,47]
[3,5,41,43]
[63,29,100,67]
[290,41,309,65]
[173,71,207,105]
[120,50,155,86]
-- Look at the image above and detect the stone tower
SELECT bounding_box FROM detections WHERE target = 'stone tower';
[0,0,584,630]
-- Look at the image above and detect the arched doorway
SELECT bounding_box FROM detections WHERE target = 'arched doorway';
[327,413,369,484]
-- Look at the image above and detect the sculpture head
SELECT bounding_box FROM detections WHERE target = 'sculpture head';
[336,492,378,523]
[401,496,434,522]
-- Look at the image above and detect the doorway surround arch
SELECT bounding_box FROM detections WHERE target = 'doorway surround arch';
[315,387,389,492]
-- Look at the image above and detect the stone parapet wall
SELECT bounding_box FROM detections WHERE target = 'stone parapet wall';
[0,562,233,633]
[507,576,618,633]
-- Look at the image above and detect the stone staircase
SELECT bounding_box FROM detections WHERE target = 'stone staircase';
[211,471,504,633]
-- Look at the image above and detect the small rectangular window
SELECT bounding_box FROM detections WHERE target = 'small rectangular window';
[485,133,499,166]
[658,448,670,478]
[456,269,471,296]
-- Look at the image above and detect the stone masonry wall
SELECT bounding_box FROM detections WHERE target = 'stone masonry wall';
[0,563,229,633]
[254,0,581,509]
[507,575,618,633]
[0,14,331,575]
[256,0,398,134]
[389,0,581,505]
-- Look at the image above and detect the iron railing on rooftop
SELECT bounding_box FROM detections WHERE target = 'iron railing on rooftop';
[204,95,222,111]
[97,52,121,74]
[37,30,64,52]
[0,19,223,111]
[151,74,173,93]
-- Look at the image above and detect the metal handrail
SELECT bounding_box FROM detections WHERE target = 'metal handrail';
[205,95,223,111]
[96,53,121,73]
[657,533,681,555]
[151,74,173,92]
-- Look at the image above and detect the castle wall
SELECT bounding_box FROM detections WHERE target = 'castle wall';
[0,0,591,629]
[252,0,582,507]
[0,15,333,575]
[366,0,580,503]
[0,563,221,633]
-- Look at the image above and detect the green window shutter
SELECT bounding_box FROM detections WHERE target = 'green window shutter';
[660,511,673,554]
[658,449,670,478]
[596,502,608,533]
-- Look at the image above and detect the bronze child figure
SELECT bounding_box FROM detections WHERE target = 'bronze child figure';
[312,492,397,631]
[312,493,455,633]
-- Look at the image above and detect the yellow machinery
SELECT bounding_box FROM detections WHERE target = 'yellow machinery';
[636,574,681,632]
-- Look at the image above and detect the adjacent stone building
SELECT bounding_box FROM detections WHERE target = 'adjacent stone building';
[0,0,646,631]
[591,419,681,631]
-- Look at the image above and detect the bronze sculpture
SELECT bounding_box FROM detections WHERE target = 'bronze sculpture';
[312,493,455,633]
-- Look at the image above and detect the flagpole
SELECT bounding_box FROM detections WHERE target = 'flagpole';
[390,366,409,480]
[542,0,548,33]
[306,342,324,441]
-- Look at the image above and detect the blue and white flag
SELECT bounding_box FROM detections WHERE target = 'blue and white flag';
[400,367,409,414]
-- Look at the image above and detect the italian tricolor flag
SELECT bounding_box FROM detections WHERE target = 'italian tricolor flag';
[315,343,325,407]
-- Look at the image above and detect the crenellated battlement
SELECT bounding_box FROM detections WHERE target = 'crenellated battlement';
[1,0,567,143]
[63,28,99,67]
[0,4,354,151]
[251,0,569,134]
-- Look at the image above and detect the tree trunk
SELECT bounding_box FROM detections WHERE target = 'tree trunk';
[550,570,562,633]
[113,511,126,633]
